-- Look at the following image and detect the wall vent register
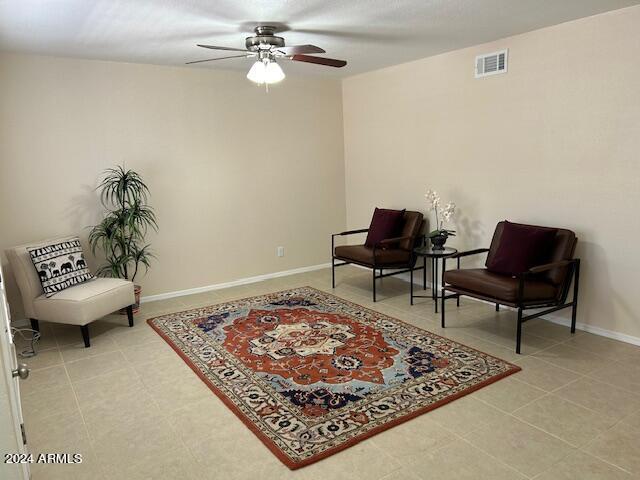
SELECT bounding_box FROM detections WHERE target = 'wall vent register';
[475,49,508,78]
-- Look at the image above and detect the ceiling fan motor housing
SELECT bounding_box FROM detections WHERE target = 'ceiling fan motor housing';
[245,26,285,51]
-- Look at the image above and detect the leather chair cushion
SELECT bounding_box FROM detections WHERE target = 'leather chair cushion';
[32,278,135,326]
[443,268,558,303]
[399,211,424,250]
[486,221,577,285]
[334,245,411,267]
[486,221,557,276]
[365,208,405,247]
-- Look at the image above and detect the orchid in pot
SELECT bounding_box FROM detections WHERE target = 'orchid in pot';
[425,189,456,250]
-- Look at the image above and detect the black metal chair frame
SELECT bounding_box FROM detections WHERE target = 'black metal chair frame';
[331,229,426,302]
[440,248,580,353]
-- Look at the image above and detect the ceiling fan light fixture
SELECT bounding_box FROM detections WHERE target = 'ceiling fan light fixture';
[264,61,285,84]
[246,60,266,84]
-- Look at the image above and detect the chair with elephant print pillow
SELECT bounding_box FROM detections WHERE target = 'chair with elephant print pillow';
[6,235,136,347]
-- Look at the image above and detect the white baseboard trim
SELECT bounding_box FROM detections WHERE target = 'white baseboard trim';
[356,265,640,347]
[140,263,332,304]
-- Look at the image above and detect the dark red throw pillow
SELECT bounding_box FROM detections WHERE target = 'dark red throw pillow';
[486,221,557,276]
[365,208,405,247]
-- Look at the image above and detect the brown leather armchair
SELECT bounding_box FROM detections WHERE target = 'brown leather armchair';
[441,221,580,353]
[331,211,425,302]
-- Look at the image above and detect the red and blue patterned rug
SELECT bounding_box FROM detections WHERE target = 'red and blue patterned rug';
[148,287,520,469]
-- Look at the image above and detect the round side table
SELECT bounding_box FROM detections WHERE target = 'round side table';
[411,246,458,312]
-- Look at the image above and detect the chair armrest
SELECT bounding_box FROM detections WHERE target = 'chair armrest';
[526,259,576,275]
[333,228,369,237]
[377,235,413,247]
[450,248,489,259]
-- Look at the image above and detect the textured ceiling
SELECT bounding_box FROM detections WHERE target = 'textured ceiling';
[1,0,638,77]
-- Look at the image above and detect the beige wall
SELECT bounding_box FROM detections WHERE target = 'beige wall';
[0,53,345,317]
[343,6,640,339]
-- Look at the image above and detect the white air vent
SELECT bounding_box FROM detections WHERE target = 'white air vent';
[475,49,508,78]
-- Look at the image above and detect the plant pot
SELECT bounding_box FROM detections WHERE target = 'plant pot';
[430,234,448,250]
[120,284,141,315]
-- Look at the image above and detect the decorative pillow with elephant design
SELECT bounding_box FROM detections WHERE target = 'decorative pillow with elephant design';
[28,238,94,297]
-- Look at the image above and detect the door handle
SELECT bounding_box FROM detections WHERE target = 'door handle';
[12,363,30,380]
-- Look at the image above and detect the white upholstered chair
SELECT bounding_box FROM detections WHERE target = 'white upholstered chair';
[6,235,135,347]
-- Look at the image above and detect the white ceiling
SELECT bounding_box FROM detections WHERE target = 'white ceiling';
[1,0,638,77]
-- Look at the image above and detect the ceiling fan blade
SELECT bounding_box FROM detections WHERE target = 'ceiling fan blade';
[197,44,249,53]
[186,54,251,65]
[289,54,347,68]
[276,44,325,55]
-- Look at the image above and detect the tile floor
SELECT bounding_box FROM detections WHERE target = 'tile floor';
[15,266,640,480]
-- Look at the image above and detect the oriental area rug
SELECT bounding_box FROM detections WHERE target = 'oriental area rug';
[148,287,520,469]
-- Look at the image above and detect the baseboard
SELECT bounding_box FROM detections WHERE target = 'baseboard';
[355,265,640,347]
[140,263,332,303]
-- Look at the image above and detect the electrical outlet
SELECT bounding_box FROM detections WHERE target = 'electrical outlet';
[277,246,285,257]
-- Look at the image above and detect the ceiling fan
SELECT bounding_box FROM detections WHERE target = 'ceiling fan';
[186,26,347,85]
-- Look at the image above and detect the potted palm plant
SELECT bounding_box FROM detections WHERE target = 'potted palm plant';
[89,166,157,312]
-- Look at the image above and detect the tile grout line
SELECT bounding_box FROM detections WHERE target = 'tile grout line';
[470,380,639,476]
[421,420,533,479]
[61,351,106,479]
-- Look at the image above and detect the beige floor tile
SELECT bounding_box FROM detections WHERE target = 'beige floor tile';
[72,367,143,406]
[133,355,193,385]
[426,394,508,436]
[524,318,582,342]
[474,329,557,356]
[25,347,64,370]
[533,344,609,374]
[120,337,176,364]
[59,334,120,363]
[295,441,403,480]
[380,468,422,480]
[29,448,104,480]
[110,325,163,348]
[512,394,617,447]
[145,373,211,413]
[465,416,575,478]
[584,422,640,474]
[587,360,640,395]
[80,387,163,441]
[21,383,79,424]
[448,333,522,363]
[138,297,188,316]
[624,409,640,431]
[211,285,254,301]
[50,323,88,346]
[102,445,202,480]
[178,290,220,307]
[472,376,546,413]
[20,277,637,479]
[91,416,186,476]
[371,415,455,464]
[554,377,640,421]
[20,364,70,396]
[97,311,138,327]
[167,395,236,449]
[534,450,633,480]
[512,356,582,392]
[13,325,58,352]
[25,409,88,452]
[410,438,527,480]
[65,351,128,382]
[189,419,291,480]
[564,333,640,362]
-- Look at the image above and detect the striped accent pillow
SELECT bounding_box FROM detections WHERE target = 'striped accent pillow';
[28,238,94,297]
